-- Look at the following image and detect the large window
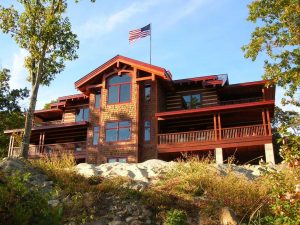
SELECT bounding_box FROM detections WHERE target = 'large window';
[144,121,151,141]
[75,108,89,122]
[108,74,131,104]
[105,121,131,142]
[93,126,99,145]
[94,91,101,108]
[183,94,201,109]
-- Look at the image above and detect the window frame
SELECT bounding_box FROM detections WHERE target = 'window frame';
[144,120,151,142]
[92,126,100,145]
[94,91,101,108]
[75,107,89,122]
[107,157,127,163]
[145,83,151,102]
[105,120,132,142]
[182,93,201,109]
[107,74,132,104]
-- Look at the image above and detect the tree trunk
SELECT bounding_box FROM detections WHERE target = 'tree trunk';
[20,81,40,158]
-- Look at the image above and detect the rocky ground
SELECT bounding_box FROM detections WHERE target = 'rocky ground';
[0,157,279,225]
[75,159,277,184]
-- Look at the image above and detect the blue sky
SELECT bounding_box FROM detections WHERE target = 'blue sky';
[0,0,285,109]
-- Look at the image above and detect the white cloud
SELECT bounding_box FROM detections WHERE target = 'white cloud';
[9,49,29,90]
[78,0,161,39]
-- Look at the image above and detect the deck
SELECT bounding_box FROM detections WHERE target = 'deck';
[10,141,87,159]
[157,124,271,153]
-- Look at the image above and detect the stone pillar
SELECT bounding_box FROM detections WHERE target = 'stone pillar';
[215,147,223,164]
[264,143,275,164]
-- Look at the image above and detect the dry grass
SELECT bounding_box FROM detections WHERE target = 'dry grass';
[154,157,271,223]
[30,153,94,193]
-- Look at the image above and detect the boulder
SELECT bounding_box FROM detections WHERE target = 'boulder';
[75,159,173,184]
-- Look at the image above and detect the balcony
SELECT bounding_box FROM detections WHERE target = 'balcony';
[157,125,271,153]
[11,141,86,159]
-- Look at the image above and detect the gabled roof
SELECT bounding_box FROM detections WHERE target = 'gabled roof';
[74,55,171,89]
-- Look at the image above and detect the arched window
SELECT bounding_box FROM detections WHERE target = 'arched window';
[107,74,131,104]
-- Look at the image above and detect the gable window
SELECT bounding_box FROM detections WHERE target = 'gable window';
[93,126,99,145]
[144,121,151,141]
[108,74,131,104]
[94,91,101,108]
[183,94,201,109]
[145,84,151,102]
[105,121,131,142]
[75,108,89,122]
[108,157,127,163]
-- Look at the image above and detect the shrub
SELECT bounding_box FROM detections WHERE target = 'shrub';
[251,166,300,224]
[164,209,187,225]
[0,171,62,225]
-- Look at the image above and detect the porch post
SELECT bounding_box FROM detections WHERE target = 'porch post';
[218,113,222,140]
[215,147,223,164]
[8,135,13,157]
[266,109,272,136]
[213,114,217,141]
[264,143,275,164]
[262,109,267,135]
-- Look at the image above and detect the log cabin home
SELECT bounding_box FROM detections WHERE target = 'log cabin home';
[5,55,276,164]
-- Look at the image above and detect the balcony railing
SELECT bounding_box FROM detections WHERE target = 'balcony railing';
[33,120,63,127]
[158,124,265,145]
[222,124,265,140]
[11,141,86,158]
[159,129,215,144]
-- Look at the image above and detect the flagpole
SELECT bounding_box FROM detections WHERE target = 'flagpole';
[150,23,152,65]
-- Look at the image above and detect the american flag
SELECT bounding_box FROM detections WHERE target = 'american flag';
[129,24,151,44]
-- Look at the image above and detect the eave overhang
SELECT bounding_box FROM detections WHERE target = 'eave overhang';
[155,100,275,120]
[74,55,172,92]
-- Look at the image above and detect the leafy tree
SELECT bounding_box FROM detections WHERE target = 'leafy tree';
[43,99,58,110]
[271,106,300,163]
[243,0,300,106]
[0,1,79,158]
[0,68,29,157]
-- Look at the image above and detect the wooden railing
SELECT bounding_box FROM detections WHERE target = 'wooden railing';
[158,125,266,145]
[11,141,86,158]
[33,120,63,127]
[221,124,265,140]
[158,129,215,145]
[219,97,263,106]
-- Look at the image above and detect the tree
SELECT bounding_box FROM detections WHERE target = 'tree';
[0,1,79,158]
[271,106,300,163]
[43,99,58,110]
[0,68,29,157]
[243,0,300,106]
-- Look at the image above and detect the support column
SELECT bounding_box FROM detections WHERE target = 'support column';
[264,143,275,164]
[215,147,223,164]
[8,135,12,157]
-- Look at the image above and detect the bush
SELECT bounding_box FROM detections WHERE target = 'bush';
[0,171,62,225]
[251,166,300,224]
[164,209,187,225]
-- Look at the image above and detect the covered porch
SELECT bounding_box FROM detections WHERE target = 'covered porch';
[156,107,275,164]
[5,121,88,162]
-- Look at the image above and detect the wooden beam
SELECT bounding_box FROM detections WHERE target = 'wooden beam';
[152,73,155,81]
[218,113,222,140]
[262,109,267,135]
[266,109,272,136]
[136,77,152,82]
[86,84,103,90]
[214,114,217,141]
[8,135,13,157]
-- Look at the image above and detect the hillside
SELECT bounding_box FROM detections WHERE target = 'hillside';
[0,156,299,225]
